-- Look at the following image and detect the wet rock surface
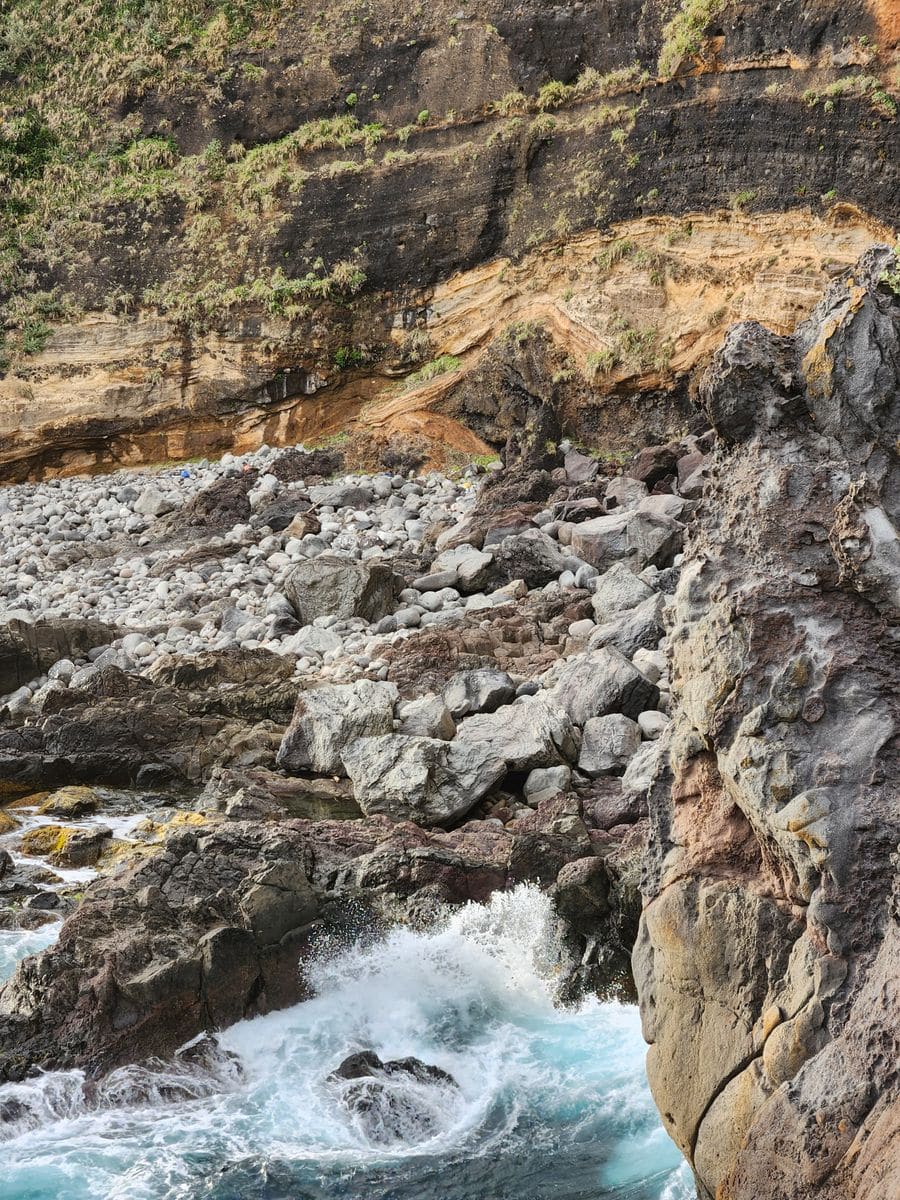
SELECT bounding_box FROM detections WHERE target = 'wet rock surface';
[13,244,897,1192]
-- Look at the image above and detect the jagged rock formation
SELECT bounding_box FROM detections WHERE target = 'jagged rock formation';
[633,247,899,1198]
[0,0,897,477]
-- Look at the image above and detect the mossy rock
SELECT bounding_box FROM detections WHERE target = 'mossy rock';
[7,791,50,809]
[21,825,75,858]
[132,810,212,843]
[37,786,100,818]
[21,824,111,867]
[0,810,19,834]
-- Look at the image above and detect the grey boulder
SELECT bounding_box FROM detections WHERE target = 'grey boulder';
[441,669,516,719]
[341,734,506,826]
[484,529,572,589]
[591,562,655,619]
[284,556,400,624]
[455,692,577,771]
[552,646,659,726]
[277,679,397,774]
[578,714,641,777]
[396,694,456,740]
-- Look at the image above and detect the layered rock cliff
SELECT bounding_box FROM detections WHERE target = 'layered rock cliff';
[1,1,897,477]
[634,247,899,1197]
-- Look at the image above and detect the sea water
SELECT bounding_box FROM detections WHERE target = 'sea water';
[0,887,691,1200]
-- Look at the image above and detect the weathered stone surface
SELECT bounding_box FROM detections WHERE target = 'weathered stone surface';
[276,680,397,774]
[307,481,373,508]
[587,593,665,659]
[0,619,119,696]
[455,692,576,771]
[430,544,494,593]
[570,508,682,572]
[441,668,516,719]
[133,485,177,518]
[284,556,400,624]
[0,823,320,1080]
[591,562,655,619]
[524,764,571,806]
[569,511,632,570]
[341,734,506,826]
[483,528,571,589]
[146,646,296,691]
[552,646,659,727]
[395,694,456,740]
[578,714,641,777]
[634,249,900,1200]
[34,785,99,817]
[199,764,362,821]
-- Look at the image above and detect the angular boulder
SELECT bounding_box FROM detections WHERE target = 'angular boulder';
[571,510,683,572]
[441,669,516,719]
[591,562,655,619]
[276,680,397,775]
[578,714,641,777]
[396,694,456,740]
[284,556,400,624]
[455,692,576,771]
[484,528,571,589]
[552,646,659,727]
[341,734,506,826]
[429,543,494,593]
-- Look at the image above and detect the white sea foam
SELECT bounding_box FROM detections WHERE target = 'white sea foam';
[0,885,685,1200]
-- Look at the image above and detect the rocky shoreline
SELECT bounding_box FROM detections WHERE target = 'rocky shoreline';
[0,374,691,1078]
[0,248,897,1200]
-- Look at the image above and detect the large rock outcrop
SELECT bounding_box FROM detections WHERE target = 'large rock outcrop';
[633,248,900,1199]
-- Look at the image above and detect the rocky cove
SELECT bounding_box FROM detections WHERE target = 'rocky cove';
[0,246,896,1198]
[1,2,899,1198]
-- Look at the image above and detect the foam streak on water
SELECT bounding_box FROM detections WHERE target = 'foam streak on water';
[0,886,691,1200]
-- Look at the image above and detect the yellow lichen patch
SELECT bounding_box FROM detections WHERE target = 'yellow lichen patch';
[93,809,217,870]
[37,786,100,817]
[6,791,50,809]
[131,809,214,843]
[802,339,834,402]
[20,825,75,857]
[95,838,155,871]
[0,810,19,834]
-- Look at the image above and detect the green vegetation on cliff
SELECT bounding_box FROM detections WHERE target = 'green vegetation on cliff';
[0,0,897,368]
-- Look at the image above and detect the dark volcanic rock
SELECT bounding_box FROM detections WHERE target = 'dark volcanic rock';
[0,822,320,1080]
[0,792,634,1082]
[330,1050,456,1088]
[0,619,119,695]
[634,248,900,1200]
[329,1050,458,1145]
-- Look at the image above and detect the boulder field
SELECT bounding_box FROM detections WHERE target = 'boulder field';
[0,250,897,1199]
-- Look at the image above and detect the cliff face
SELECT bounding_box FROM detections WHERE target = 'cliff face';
[0,1,897,478]
[633,248,899,1198]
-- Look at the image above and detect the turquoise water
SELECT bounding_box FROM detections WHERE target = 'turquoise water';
[0,888,690,1200]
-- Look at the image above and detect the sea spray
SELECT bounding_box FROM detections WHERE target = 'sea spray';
[0,885,686,1200]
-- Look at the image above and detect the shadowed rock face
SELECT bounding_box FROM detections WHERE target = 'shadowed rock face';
[633,248,900,1200]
